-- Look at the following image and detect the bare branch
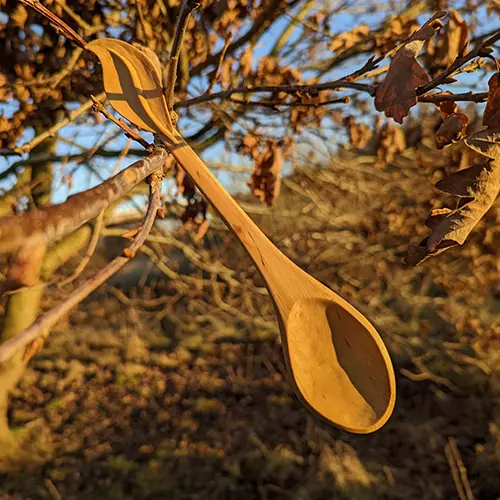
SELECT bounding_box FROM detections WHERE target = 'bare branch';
[164,0,201,109]
[177,81,375,109]
[207,34,233,94]
[418,92,488,104]
[56,211,105,286]
[0,147,169,255]
[230,96,350,109]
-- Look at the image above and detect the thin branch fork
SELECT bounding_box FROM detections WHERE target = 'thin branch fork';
[417,28,500,96]
[0,176,163,366]
[0,147,169,256]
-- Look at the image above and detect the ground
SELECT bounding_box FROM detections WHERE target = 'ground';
[2,143,500,499]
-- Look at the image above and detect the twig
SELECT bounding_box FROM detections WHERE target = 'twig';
[134,0,153,42]
[44,479,62,500]
[445,437,474,500]
[54,0,93,33]
[19,0,87,49]
[190,0,293,76]
[12,92,106,155]
[0,147,169,255]
[207,34,233,94]
[418,92,488,104]
[177,80,375,108]
[90,95,153,151]
[0,176,162,366]
[164,0,201,109]
[57,211,105,286]
[230,96,350,109]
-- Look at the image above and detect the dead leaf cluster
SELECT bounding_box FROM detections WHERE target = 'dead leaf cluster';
[247,139,282,207]
[375,122,406,168]
[344,116,372,150]
[408,69,500,265]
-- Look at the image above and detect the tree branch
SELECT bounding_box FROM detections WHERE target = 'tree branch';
[177,80,375,108]
[19,0,87,48]
[0,147,169,255]
[164,0,201,109]
[229,96,350,109]
[10,93,106,155]
[418,92,488,104]
[191,0,301,76]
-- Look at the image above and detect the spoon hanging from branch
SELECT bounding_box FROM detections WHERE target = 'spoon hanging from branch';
[87,38,396,433]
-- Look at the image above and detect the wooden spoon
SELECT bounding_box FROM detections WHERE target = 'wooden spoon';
[170,142,396,434]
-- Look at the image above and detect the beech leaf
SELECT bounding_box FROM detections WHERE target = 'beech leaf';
[86,38,174,137]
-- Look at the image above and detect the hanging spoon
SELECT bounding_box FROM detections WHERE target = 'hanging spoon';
[170,143,396,433]
[86,38,396,433]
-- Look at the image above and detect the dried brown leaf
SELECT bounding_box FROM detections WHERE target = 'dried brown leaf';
[328,25,370,53]
[436,98,458,118]
[10,5,28,29]
[375,12,446,123]
[406,160,500,265]
[447,10,469,57]
[427,9,469,71]
[375,51,429,123]
[435,163,488,197]
[465,128,500,159]
[344,116,372,149]
[376,123,406,167]
[435,113,468,149]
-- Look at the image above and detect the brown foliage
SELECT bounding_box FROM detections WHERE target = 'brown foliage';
[248,140,282,207]
[344,116,372,150]
[376,123,406,168]
[408,68,500,265]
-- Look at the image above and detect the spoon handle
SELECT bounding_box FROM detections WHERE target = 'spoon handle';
[171,143,287,281]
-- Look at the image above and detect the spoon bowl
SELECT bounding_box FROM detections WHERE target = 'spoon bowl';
[286,297,394,433]
[171,142,396,433]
